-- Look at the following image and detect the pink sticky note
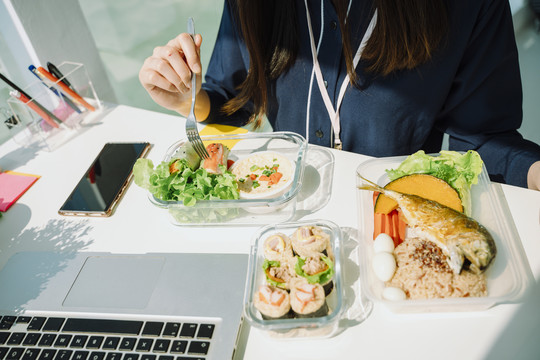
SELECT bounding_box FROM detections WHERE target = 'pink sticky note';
[0,171,40,212]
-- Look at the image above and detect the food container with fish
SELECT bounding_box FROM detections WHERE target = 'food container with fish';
[244,220,359,339]
[356,152,534,312]
[134,132,307,225]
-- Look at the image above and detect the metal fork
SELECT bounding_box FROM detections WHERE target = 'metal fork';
[185,17,209,160]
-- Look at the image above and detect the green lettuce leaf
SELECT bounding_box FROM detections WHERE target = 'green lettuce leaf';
[133,158,155,190]
[262,260,288,288]
[262,259,281,271]
[295,255,334,285]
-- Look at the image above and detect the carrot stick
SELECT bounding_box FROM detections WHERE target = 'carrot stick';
[373,192,387,240]
[372,187,408,245]
[383,212,393,240]
[398,212,407,244]
[373,213,384,240]
[373,192,398,241]
[391,210,401,247]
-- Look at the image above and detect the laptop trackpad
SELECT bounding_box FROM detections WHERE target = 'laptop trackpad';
[63,255,165,309]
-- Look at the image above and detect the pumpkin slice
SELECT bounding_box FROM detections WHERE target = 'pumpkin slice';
[374,174,463,214]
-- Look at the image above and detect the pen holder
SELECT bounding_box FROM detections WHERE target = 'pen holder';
[7,62,102,151]
[0,105,24,145]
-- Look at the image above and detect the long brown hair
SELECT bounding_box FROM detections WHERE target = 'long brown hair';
[222,0,448,128]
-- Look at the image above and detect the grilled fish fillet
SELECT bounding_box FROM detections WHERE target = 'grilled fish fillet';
[358,175,496,274]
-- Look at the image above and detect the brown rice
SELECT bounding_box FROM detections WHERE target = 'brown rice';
[387,237,487,299]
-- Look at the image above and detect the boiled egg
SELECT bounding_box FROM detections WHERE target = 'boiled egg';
[382,286,407,301]
[373,233,395,253]
[372,252,396,282]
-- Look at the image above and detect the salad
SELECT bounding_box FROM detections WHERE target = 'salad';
[133,143,239,206]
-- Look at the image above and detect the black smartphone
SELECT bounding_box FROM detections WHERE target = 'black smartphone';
[58,142,152,217]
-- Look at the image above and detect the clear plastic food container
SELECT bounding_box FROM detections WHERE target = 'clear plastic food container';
[356,155,534,313]
[243,220,372,339]
[148,131,307,226]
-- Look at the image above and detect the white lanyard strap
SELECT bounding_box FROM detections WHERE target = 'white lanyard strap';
[304,0,377,148]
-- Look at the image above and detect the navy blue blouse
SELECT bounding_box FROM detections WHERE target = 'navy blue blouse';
[201,0,540,188]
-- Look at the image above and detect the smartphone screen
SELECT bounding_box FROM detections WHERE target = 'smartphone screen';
[59,142,151,217]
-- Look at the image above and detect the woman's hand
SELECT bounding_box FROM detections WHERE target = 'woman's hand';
[139,33,209,119]
[528,161,540,191]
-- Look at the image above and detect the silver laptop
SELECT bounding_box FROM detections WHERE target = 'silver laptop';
[0,252,248,360]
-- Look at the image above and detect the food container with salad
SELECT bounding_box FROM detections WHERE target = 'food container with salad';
[133,131,307,225]
[356,151,533,312]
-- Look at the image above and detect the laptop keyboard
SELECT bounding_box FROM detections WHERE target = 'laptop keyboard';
[0,316,215,360]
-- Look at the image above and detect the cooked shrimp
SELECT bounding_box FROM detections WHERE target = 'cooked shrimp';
[259,285,286,306]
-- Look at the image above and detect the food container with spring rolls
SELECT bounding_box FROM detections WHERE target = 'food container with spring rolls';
[148,132,307,225]
[356,155,534,313]
[243,220,372,339]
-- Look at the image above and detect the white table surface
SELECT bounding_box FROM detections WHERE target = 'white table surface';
[1,104,539,360]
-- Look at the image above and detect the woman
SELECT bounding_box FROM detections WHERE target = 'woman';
[139,0,540,189]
